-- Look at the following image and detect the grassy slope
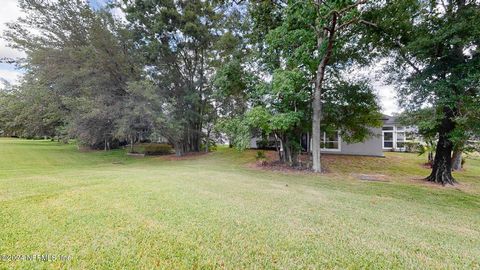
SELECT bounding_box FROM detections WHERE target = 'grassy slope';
[0,138,479,269]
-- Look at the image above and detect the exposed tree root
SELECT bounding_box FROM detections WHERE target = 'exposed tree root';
[425,169,457,186]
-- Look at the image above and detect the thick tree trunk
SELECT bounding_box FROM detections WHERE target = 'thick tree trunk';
[451,150,462,171]
[174,142,183,157]
[312,40,327,172]
[312,77,322,172]
[312,8,337,173]
[426,137,455,185]
[428,152,434,166]
[426,107,456,185]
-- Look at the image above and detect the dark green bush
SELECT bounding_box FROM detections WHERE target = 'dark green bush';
[256,139,268,149]
[256,138,278,150]
[143,143,173,155]
[201,138,217,152]
[256,151,266,160]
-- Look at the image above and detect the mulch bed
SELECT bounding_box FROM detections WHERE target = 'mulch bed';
[252,160,314,174]
[249,151,329,174]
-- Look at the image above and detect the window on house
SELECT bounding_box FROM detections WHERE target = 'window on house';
[383,131,394,148]
[321,131,340,150]
[383,126,394,149]
[383,125,407,150]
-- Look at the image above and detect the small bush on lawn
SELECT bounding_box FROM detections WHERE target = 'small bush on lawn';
[256,151,267,166]
[256,151,266,160]
[201,138,217,152]
[143,143,173,155]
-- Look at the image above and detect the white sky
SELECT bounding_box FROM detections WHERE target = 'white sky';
[0,0,25,86]
[0,0,399,115]
[357,63,400,116]
[374,84,399,116]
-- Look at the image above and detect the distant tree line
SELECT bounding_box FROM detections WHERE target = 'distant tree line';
[0,0,479,185]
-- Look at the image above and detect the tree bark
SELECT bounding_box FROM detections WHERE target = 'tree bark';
[130,136,134,153]
[205,129,210,153]
[279,136,286,163]
[174,142,183,157]
[451,149,462,171]
[311,67,323,172]
[274,134,282,161]
[283,136,297,166]
[288,140,299,167]
[428,151,434,166]
[426,107,456,185]
[312,11,337,173]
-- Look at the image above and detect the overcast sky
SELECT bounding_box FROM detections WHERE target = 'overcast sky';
[0,0,400,115]
[0,0,25,84]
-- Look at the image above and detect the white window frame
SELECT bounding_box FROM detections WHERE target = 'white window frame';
[321,131,341,152]
[382,125,406,151]
[382,125,395,150]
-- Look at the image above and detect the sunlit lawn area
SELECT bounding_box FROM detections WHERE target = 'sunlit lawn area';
[0,138,479,269]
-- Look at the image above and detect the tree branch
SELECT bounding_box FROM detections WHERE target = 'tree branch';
[332,0,368,17]
[358,19,377,27]
[340,0,368,13]
[0,57,16,64]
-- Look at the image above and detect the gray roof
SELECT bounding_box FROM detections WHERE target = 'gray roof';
[382,114,400,125]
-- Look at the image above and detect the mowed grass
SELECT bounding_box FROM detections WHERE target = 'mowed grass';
[0,138,479,269]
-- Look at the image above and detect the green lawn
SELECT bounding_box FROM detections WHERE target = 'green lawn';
[0,138,479,269]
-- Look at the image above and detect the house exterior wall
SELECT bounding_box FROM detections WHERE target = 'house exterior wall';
[250,127,384,157]
[330,127,384,157]
[248,115,401,157]
[250,137,259,149]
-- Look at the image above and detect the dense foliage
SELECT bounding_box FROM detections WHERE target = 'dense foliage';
[229,0,383,167]
[364,0,480,184]
[1,0,141,149]
[1,0,478,185]
[121,0,249,155]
